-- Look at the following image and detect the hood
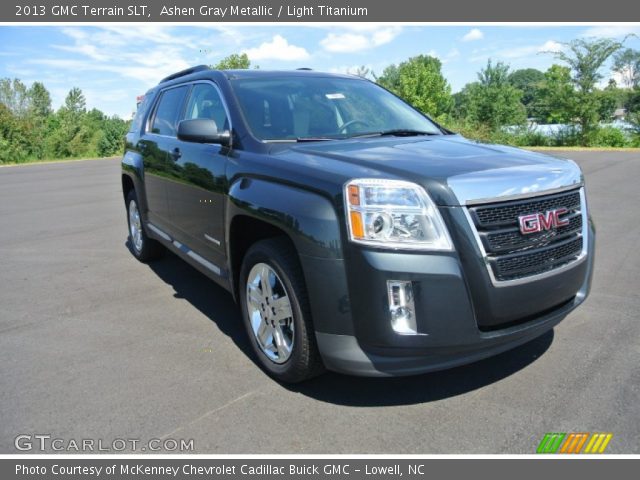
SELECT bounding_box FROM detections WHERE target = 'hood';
[288,135,583,206]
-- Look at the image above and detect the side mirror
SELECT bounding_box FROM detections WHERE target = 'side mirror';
[177,119,231,146]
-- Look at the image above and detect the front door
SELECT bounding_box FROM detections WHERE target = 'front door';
[166,82,230,270]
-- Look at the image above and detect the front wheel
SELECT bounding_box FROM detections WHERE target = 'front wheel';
[239,238,324,383]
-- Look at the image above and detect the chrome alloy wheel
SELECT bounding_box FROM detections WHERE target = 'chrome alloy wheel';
[246,263,295,364]
[128,199,143,253]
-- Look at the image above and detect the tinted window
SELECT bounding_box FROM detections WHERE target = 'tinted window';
[129,93,153,133]
[151,86,188,136]
[183,83,228,132]
[229,76,442,141]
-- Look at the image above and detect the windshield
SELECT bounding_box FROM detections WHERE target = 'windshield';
[229,76,443,141]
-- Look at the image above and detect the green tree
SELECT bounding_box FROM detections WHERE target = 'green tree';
[535,65,576,124]
[375,55,453,120]
[47,87,91,158]
[624,88,640,139]
[64,87,86,114]
[97,116,129,157]
[0,79,50,159]
[213,53,252,70]
[546,37,627,139]
[0,80,132,162]
[375,64,399,90]
[508,68,545,119]
[0,103,30,162]
[86,107,105,123]
[27,82,52,118]
[25,82,53,159]
[612,48,640,89]
[595,79,627,121]
[0,78,30,117]
[456,60,526,130]
[451,90,466,118]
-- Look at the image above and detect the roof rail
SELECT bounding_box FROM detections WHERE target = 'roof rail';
[160,65,210,84]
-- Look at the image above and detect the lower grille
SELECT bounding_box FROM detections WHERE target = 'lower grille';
[468,188,586,283]
[493,237,583,281]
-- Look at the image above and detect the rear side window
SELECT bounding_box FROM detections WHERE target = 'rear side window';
[150,86,188,136]
[129,93,153,133]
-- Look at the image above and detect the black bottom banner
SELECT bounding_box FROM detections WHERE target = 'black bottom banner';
[3,458,637,480]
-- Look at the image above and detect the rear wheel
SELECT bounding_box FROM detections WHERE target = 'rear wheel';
[239,238,324,383]
[126,189,163,262]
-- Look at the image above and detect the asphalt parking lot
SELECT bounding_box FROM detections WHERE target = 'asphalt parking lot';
[1,151,638,454]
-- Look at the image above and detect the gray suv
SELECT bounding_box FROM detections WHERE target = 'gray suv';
[121,66,595,382]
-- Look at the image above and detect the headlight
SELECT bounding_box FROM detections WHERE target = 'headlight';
[344,178,453,250]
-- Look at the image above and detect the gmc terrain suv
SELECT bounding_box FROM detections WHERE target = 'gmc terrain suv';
[121,66,594,382]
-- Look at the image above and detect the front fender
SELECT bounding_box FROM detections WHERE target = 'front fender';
[226,177,343,259]
[226,178,354,335]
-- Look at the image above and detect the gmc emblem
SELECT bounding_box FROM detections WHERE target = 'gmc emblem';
[518,208,570,235]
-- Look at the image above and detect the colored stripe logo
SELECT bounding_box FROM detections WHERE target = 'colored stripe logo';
[584,433,613,454]
[537,433,613,454]
[537,433,566,453]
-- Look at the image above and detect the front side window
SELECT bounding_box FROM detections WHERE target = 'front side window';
[183,83,229,133]
[150,86,188,137]
[229,76,442,141]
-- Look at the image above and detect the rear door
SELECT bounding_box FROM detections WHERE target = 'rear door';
[139,85,189,231]
[165,81,230,270]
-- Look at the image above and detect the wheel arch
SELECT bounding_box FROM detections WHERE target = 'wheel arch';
[121,150,148,217]
[225,176,347,308]
[122,174,135,203]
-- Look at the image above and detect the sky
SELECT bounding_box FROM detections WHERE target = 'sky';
[1,24,639,119]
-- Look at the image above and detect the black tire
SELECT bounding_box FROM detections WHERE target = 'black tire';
[125,189,164,262]
[239,237,324,383]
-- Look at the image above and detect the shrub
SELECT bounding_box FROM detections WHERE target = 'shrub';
[549,126,582,147]
[586,126,630,147]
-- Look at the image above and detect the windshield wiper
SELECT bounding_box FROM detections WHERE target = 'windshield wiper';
[295,136,338,142]
[296,129,441,142]
[348,129,441,139]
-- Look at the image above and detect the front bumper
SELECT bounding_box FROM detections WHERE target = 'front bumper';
[312,217,595,377]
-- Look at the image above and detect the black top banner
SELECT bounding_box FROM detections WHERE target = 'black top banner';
[4,0,640,22]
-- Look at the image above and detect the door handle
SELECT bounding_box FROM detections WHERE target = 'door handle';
[170,147,181,161]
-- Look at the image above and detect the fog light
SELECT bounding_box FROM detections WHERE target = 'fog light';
[387,280,417,334]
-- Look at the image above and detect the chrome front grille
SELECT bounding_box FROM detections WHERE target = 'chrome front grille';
[483,213,582,253]
[473,191,581,227]
[467,188,587,284]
